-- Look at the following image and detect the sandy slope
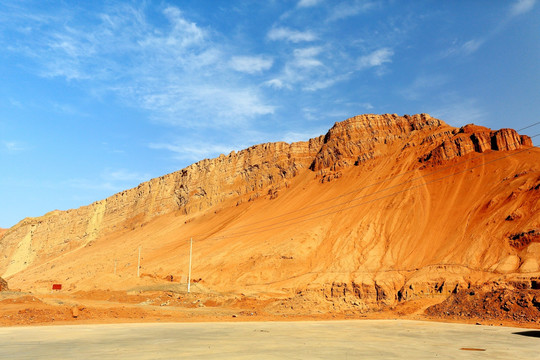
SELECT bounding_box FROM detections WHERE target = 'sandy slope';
[1,114,539,325]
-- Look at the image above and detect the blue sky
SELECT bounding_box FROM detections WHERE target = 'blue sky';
[0,0,539,228]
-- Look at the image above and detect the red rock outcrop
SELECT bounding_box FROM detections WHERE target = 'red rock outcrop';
[310,113,444,171]
[422,124,533,163]
[0,114,538,312]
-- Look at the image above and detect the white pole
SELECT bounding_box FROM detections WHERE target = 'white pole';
[188,238,192,293]
[137,246,141,278]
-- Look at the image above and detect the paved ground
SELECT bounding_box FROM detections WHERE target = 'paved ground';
[0,320,538,359]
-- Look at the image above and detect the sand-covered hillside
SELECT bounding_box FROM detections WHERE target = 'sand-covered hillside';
[1,114,538,319]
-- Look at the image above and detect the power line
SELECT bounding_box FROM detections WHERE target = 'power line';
[518,121,540,131]
[185,122,540,240]
[188,132,539,241]
[194,133,539,241]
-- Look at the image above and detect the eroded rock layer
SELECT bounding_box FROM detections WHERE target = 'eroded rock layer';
[1,114,538,312]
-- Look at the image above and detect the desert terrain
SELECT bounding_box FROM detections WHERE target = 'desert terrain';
[1,114,539,328]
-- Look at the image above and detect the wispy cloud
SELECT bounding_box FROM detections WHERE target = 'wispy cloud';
[66,168,150,192]
[460,39,483,54]
[442,38,484,58]
[297,0,323,8]
[441,0,535,60]
[66,178,117,192]
[293,46,324,68]
[400,74,448,101]
[2,140,26,153]
[229,56,273,74]
[103,169,150,183]
[51,102,89,117]
[359,102,374,110]
[2,4,274,128]
[138,84,275,126]
[510,0,536,16]
[358,48,394,69]
[262,45,327,90]
[302,73,352,91]
[282,129,325,143]
[429,98,487,127]
[149,141,243,161]
[267,27,317,42]
[8,98,23,108]
[264,79,287,89]
[328,1,376,21]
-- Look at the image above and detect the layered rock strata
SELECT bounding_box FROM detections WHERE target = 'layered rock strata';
[0,113,537,311]
[0,277,7,291]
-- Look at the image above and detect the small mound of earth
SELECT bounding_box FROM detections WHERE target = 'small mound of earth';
[426,286,540,324]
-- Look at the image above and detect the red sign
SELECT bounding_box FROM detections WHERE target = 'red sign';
[52,284,62,290]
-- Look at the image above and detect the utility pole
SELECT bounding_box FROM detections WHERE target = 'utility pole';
[137,246,141,278]
[188,238,193,293]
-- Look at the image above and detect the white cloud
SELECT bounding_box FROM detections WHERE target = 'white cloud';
[2,4,274,128]
[103,169,150,183]
[8,98,23,108]
[66,178,117,192]
[440,1,534,60]
[297,0,323,8]
[293,47,323,58]
[358,48,394,69]
[441,38,485,58]
[139,84,274,126]
[264,79,287,89]
[510,0,536,16]
[51,102,88,116]
[292,47,324,68]
[400,74,448,101]
[302,73,352,91]
[2,141,26,153]
[267,27,317,42]
[429,98,487,127]
[328,1,375,21]
[229,56,273,74]
[295,58,323,68]
[360,102,374,110]
[262,45,329,90]
[461,39,483,54]
[66,168,150,192]
[149,141,241,161]
[282,129,324,143]
[302,78,336,91]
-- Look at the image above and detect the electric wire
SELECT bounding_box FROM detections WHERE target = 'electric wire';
[190,132,539,242]
[517,121,540,132]
[186,121,540,239]
[207,138,539,240]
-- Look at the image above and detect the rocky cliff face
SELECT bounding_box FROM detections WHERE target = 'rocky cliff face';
[310,113,444,171]
[0,138,323,277]
[421,124,532,163]
[1,114,538,310]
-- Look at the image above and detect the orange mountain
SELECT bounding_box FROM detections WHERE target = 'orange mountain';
[1,114,539,311]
